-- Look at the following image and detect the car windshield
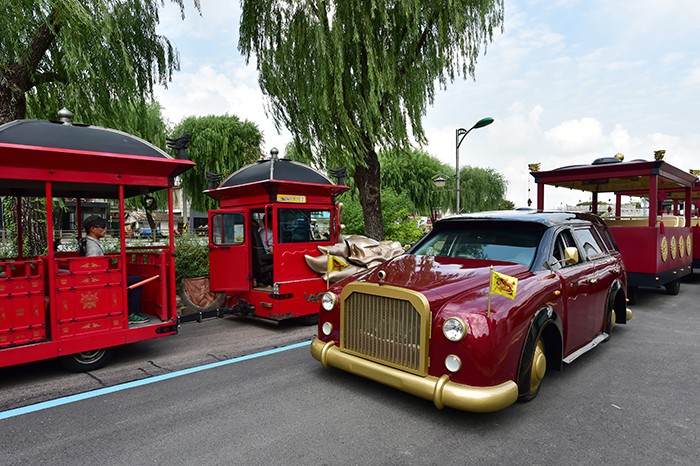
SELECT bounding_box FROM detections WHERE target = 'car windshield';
[411,221,545,268]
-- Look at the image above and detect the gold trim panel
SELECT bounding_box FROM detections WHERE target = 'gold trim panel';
[339,282,431,376]
[311,338,519,413]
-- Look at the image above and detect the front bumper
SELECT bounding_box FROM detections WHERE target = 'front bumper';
[311,338,519,413]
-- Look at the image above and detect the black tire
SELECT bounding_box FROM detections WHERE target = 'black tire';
[59,348,114,372]
[665,279,680,296]
[179,278,227,312]
[520,336,547,402]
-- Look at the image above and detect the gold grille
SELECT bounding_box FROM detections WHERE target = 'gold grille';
[340,282,431,376]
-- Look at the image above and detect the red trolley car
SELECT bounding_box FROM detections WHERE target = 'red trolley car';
[204,151,349,324]
[0,113,194,370]
[531,156,697,302]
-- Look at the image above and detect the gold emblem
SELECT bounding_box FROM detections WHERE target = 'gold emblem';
[660,237,668,262]
[528,163,541,172]
[80,261,102,269]
[670,236,677,260]
[689,169,700,177]
[81,322,102,330]
[81,277,100,284]
[80,292,99,309]
[679,236,685,257]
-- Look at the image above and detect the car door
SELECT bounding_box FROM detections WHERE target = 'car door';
[571,225,619,338]
[550,228,603,354]
[208,209,250,292]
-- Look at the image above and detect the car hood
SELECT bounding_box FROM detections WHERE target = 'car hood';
[357,254,531,305]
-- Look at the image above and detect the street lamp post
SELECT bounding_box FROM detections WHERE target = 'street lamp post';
[455,117,494,214]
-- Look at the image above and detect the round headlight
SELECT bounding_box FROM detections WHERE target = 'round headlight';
[445,354,462,372]
[322,321,333,336]
[321,292,337,311]
[442,317,466,342]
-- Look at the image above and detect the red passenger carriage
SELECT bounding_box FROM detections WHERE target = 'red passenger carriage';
[0,114,194,370]
[531,156,697,302]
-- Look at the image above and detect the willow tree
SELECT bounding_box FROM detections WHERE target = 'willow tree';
[239,0,504,240]
[0,0,199,124]
[379,148,453,219]
[171,115,263,213]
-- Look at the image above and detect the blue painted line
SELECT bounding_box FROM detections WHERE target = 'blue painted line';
[0,340,311,421]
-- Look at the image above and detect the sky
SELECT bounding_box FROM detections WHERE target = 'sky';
[154,0,700,209]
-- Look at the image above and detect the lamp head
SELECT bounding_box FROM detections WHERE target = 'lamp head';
[472,117,494,129]
[432,174,447,189]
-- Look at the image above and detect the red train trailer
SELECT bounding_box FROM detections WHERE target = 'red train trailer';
[0,114,194,370]
[617,183,700,271]
[204,151,349,324]
[531,156,697,303]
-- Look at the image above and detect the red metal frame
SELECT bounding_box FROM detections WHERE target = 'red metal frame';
[0,121,194,368]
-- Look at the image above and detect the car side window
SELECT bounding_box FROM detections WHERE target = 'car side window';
[551,229,578,269]
[573,227,606,260]
[593,223,617,252]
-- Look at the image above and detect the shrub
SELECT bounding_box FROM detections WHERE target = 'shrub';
[175,234,210,281]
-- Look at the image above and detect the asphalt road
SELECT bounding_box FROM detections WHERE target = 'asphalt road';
[0,316,316,411]
[1,278,699,465]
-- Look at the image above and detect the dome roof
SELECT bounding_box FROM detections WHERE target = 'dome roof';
[219,158,334,188]
[0,119,171,159]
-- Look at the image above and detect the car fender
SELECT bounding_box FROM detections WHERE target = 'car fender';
[516,305,563,397]
[607,278,627,324]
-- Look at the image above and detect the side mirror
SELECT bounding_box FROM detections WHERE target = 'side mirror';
[564,246,579,265]
[544,246,580,271]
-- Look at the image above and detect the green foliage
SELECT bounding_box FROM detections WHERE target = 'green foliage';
[174,234,209,280]
[380,148,454,215]
[171,114,264,212]
[459,166,508,213]
[240,0,504,154]
[498,199,516,210]
[0,1,200,123]
[338,188,423,245]
[381,190,425,246]
[336,192,365,235]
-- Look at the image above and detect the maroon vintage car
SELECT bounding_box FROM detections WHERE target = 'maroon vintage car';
[311,210,633,412]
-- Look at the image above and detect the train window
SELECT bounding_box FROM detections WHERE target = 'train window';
[278,209,332,243]
[212,213,245,245]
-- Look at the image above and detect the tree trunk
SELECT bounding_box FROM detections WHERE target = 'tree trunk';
[0,79,27,124]
[354,148,384,240]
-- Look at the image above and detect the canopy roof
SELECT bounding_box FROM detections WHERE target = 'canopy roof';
[206,158,349,202]
[0,119,195,198]
[531,158,697,195]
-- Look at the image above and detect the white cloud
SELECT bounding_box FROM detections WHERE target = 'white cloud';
[544,118,605,152]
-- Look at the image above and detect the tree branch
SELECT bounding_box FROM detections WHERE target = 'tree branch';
[18,8,63,91]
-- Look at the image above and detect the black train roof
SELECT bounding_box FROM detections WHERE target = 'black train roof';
[0,119,171,158]
[219,158,334,188]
